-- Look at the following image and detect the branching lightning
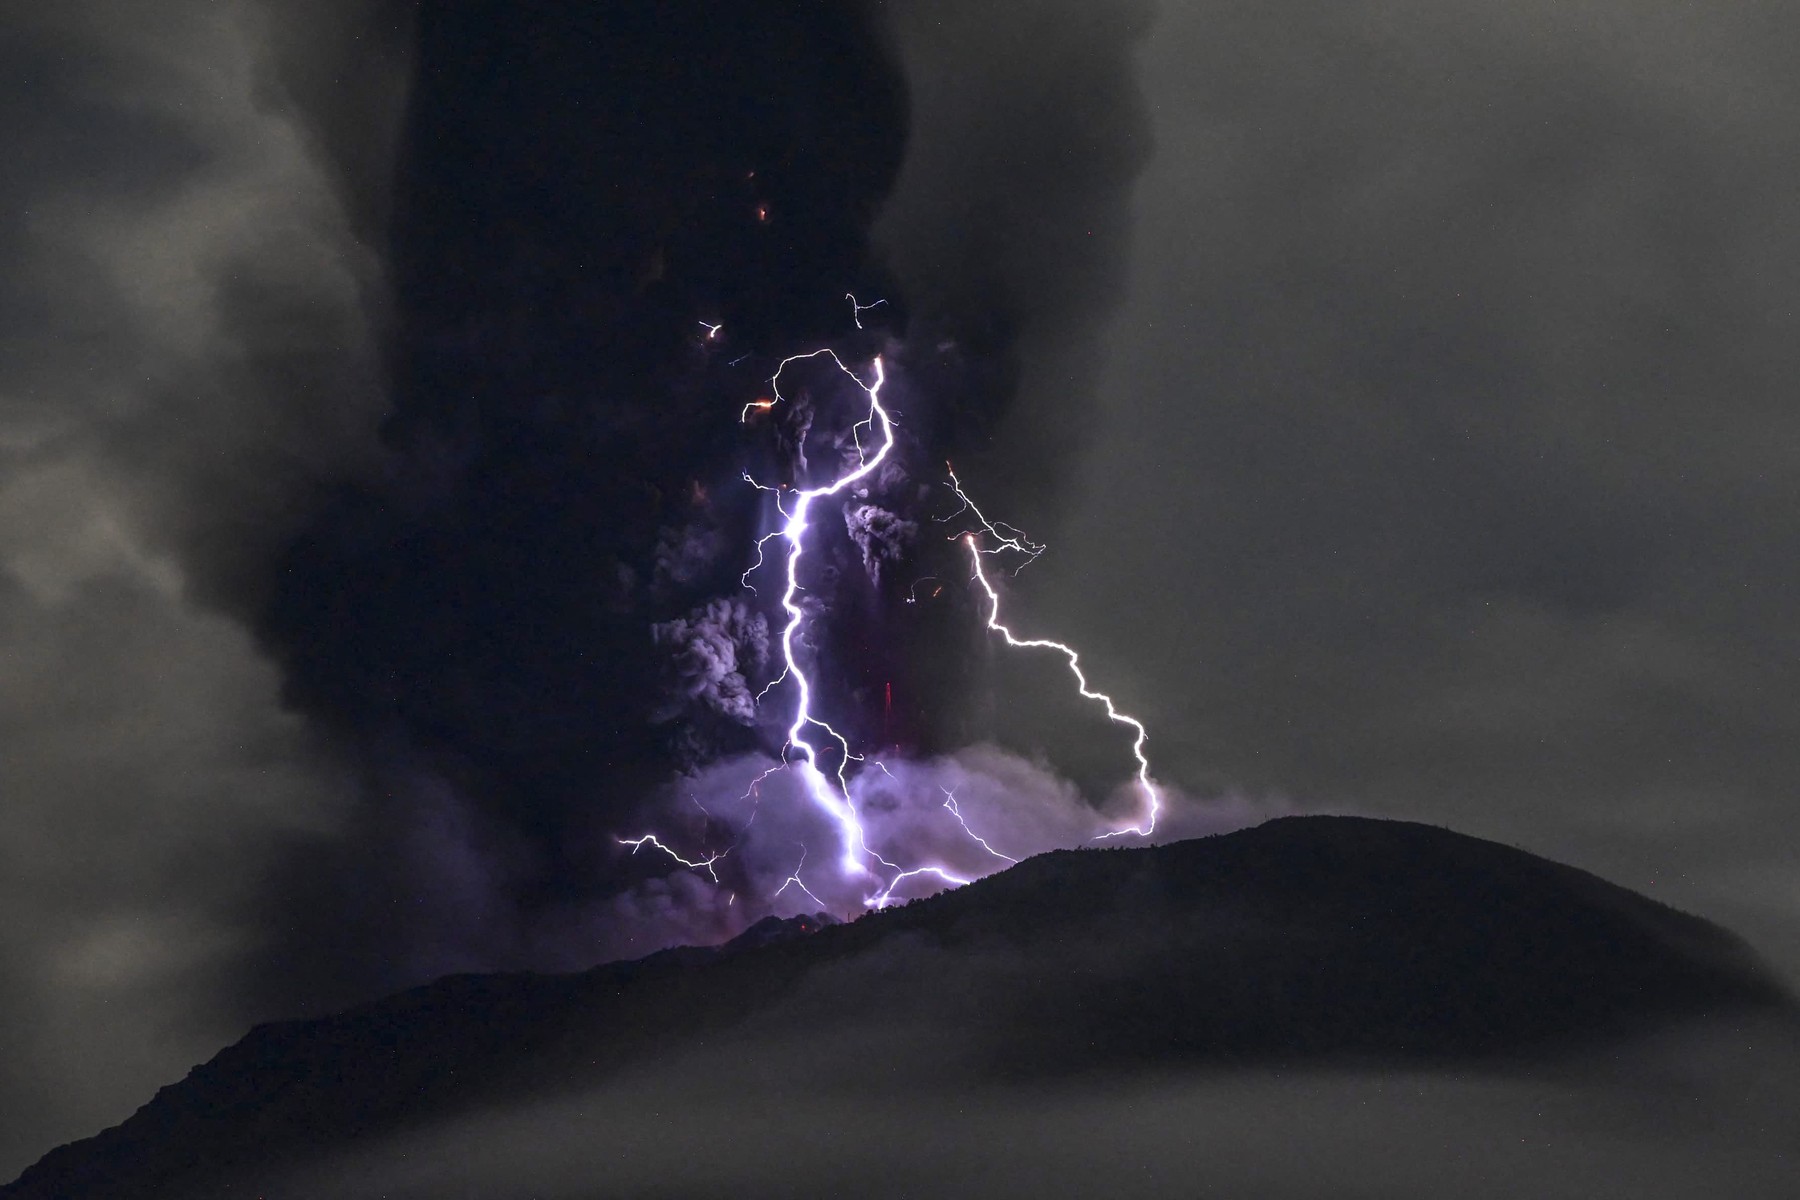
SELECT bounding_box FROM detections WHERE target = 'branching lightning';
[746,351,902,876]
[963,532,1160,838]
[773,845,827,909]
[618,834,724,882]
[845,293,887,329]
[941,787,1018,865]
[869,863,973,909]
[943,466,1045,574]
[627,318,1165,931]
[742,529,783,596]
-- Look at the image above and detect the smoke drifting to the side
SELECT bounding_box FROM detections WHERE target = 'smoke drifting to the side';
[872,0,1156,525]
[0,0,406,1176]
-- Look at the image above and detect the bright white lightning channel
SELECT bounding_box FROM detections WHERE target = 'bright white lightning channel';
[963,532,1161,838]
[773,844,827,909]
[941,786,1018,865]
[944,466,1045,573]
[617,833,724,882]
[743,350,903,877]
[628,340,1160,923]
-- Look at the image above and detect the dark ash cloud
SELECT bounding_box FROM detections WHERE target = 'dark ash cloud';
[238,1,921,1021]
[236,0,1163,1027]
[0,0,405,1177]
[843,502,916,583]
[652,598,771,726]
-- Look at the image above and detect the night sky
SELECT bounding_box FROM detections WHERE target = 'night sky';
[4,0,1800,1186]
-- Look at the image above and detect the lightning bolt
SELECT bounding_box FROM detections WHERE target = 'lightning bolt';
[845,293,887,329]
[963,531,1161,838]
[749,350,902,876]
[941,787,1018,865]
[618,834,725,882]
[772,845,827,910]
[739,761,785,807]
[742,355,1010,905]
[943,466,1045,574]
[742,529,783,596]
[869,863,974,910]
[627,327,1164,927]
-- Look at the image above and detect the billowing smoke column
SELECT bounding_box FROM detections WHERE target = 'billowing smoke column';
[743,349,904,878]
[625,319,1161,915]
[222,0,1162,1007]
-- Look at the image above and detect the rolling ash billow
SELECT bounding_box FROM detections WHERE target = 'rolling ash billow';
[623,301,1166,923]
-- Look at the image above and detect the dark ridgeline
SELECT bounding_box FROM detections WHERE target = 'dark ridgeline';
[8,817,1791,1199]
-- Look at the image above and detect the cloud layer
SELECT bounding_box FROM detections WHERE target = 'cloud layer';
[0,0,403,1174]
[1017,0,1800,983]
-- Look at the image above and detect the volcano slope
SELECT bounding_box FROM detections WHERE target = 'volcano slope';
[7,815,1794,1199]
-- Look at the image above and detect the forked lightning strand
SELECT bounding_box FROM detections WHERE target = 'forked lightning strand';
[746,351,902,876]
[941,787,1018,865]
[964,534,1161,837]
[944,466,1045,572]
[870,863,972,909]
[773,845,827,909]
[618,834,724,882]
[845,293,887,329]
[629,334,1162,924]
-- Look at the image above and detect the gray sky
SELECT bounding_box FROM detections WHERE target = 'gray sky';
[0,0,400,1175]
[1016,0,1800,978]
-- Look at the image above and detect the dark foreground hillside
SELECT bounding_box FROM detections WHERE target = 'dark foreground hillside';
[7,816,1793,1199]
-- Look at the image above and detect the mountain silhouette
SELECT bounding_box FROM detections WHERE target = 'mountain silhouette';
[6,816,1792,1199]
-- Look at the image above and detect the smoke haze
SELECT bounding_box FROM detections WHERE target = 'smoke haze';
[0,0,405,1171]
